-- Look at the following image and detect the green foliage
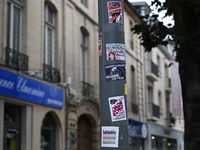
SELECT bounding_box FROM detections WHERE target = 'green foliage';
[132,0,200,62]
[132,14,171,52]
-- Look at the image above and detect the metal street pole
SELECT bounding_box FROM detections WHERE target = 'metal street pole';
[98,0,129,149]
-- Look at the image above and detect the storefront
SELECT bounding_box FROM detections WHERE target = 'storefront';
[128,119,148,150]
[0,67,65,150]
[148,121,184,150]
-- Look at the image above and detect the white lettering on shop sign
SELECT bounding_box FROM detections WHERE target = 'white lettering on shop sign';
[47,98,63,106]
[17,76,45,97]
[0,78,15,90]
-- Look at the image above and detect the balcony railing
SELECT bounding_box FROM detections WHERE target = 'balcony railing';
[153,104,160,118]
[146,60,158,81]
[81,81,94,97]
[148,103,160,119]
[131,102,139,114]
[5,48,29,71]
[166,112,175,125]
[43,64,60,83]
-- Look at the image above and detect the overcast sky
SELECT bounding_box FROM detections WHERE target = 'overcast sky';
[128,0,174,26]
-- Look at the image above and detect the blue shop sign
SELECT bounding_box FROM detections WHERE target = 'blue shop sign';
[128,119,148,139]
[0,68,63,108]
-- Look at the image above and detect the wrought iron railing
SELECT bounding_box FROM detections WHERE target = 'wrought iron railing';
[152,103,160,118]
[5,48,29,71]
[131,102,139,114]
[166,112,175,124]
[81,81,94,97]
[43,64,60,83]
[146,60,158,77]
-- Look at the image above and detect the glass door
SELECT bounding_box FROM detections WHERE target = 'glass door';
[4,125,21,150]
[4,103,21,150]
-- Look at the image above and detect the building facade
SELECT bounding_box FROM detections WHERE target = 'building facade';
[0,0,66,150]
[124,1,148,150]
[0,0,184,150]
[131,2,185,150]
[64,0,100,150]
[145,45,184,150]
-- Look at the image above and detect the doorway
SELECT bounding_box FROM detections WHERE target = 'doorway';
[4,103,21,150]
[77,115,92,150]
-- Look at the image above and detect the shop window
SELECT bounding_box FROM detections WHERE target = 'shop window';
[129,137,144,150]
[41,113,56,150]
[4,103,21,150]
[151,135,177,150]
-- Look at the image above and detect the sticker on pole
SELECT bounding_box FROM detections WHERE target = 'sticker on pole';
[108,96,126,122]
[106,43,125,61]
[98,33,102,56]
[105,63,126,81]
[107,1,123,24]
[124,84,127,95]
[101,126,119,147]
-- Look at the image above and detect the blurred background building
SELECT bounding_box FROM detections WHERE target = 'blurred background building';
[0,0,184,150]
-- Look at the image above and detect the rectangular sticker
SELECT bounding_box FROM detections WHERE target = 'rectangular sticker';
[107,1,123,24]
[124,84,127,95]
[105,63,126,81]
[106,43,125,61]
[98,33,102,56]
[108,96,126,122]
[101,126,119,147]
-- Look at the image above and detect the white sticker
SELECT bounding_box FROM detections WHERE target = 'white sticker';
[101,126,119,147]
[108,96,126,122]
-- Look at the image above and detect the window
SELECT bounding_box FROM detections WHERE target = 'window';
[130,21,134,50]
[131,66,138,114]
[44,3,55,66]
[158,91,162,115]
[81,28,88,82]
[166,97,170,119]
[151,135,177,150]
[157,55,161,74]
[129,138,144,150]
[147,86,153,116]
[41,113,56,150]
[81,0,88,7]
[131,66,135,101]
[7,0,23,51]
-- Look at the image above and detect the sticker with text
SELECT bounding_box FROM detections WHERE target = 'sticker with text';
[106,43,125,61]
[98,33,102,56]
[108,96,126,122]
[105,63,126,81]
[107,1,123,23]
[101,126,119,147]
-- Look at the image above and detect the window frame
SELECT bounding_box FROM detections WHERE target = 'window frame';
[81,0,88,7]
[81,29,88,82]
[41,113,56,150]
[131,66,136,102]
[7,0,23,52]
[130,21,134,50]
[44,4,55,67]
